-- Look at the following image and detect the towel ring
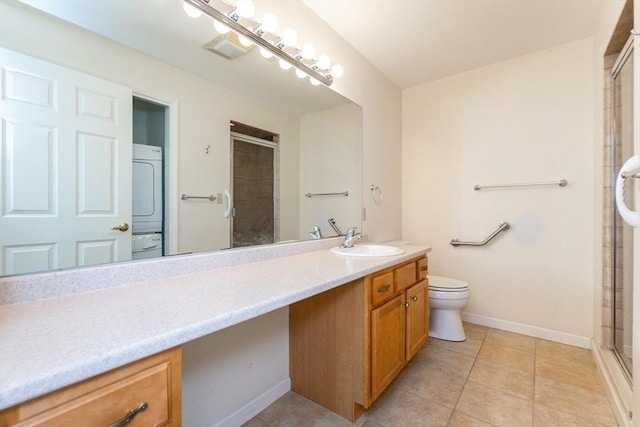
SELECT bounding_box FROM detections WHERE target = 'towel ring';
[370,184,382,205]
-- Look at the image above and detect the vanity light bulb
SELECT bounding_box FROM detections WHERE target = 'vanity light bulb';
[310,77,321,86]
[316,54,330,70]
[295,69,307,79]
[213,20,230,34]
[300,43,315,60]
[281,29,298,47]
[279,59,292,70]
[183,2,202,18]
[261,13,278,33]
[331,64,344,78]
[239,34,253,47]
[235,0,255,18]
[260,47,274,59]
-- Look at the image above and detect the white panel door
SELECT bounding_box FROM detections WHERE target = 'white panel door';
[0,48,132,275]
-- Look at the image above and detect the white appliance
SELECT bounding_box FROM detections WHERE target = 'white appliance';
[132,144,163,234]
[131,233,163,260]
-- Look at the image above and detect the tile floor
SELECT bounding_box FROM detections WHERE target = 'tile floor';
[243,323,619,427]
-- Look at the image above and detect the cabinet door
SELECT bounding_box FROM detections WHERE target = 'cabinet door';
[406,280,429,360]
[370,294,406,400]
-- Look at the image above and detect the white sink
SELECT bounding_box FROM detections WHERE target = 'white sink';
[330,244,405,257]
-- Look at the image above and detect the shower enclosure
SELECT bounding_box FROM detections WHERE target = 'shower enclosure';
[610,36,635,378]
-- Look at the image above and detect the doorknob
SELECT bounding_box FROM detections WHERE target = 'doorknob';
[112,223,130,232]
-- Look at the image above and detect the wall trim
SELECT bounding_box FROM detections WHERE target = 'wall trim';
[461,312,591,348]
[213,378,290,427]
[591,340,632,427]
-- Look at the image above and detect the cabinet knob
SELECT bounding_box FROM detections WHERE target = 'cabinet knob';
[108,402,148,427]
[412,296,418,301]
[420,266,428,271]
[377,284,391,294]
[404,302,410,308]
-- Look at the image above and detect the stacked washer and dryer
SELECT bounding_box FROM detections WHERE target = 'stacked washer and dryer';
[131,144,164,259]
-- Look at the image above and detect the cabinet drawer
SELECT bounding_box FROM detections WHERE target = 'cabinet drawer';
[394,262,417,293]
[1,347,181,427]
[417,257,428,281]
[371,271,394,306]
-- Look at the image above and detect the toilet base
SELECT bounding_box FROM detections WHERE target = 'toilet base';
[429,309,466,342]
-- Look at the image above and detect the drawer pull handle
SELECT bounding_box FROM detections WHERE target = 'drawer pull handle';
[377,284,391,294]
[412,296,418,301]
[420,266,428,271]
[108,402,148,427]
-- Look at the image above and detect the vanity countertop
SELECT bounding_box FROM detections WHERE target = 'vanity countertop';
[0,244,429,410]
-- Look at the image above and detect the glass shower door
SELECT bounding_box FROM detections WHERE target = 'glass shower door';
[611,36,635,378]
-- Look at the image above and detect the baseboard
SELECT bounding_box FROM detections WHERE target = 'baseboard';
[213,378,291,427]
[461,312,591,348]
[591,340,632,427]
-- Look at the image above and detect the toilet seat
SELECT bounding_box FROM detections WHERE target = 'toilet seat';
[428,275,469,292]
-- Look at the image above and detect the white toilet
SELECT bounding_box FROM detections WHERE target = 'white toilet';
[428,275,470,341]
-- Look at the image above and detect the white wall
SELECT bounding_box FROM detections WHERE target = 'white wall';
[403,38,595,344]
[300,103,363,238]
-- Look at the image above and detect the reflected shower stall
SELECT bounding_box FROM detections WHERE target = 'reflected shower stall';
[230,132,276,248]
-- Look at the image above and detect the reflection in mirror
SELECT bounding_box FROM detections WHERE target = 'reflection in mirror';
[0,0,362,276]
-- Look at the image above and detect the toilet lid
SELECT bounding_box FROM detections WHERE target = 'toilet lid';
[428,275,469,291]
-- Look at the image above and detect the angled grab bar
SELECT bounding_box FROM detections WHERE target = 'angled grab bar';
[450,222,510,247]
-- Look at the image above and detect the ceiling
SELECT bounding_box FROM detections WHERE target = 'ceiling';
[303,0,608,89]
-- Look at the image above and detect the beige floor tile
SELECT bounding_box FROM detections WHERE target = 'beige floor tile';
[456,381,533,426]
[468,359,534,400]
[477,341,535,374]
[448,411,495,427]
[414,343,476,378]
[485,329,536,353]
[255,392,354,427]
[361,420,385,427]
[396,357,468,408]
[534,376,617,426]
[462,322,489,341]
[533,403,613,427]
[429,337,484,358]
[535,339,595,365]
[241,417,269,427]
[535,353,605,393]
[367,387,453,427]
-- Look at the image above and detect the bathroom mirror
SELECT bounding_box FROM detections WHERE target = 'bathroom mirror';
[0,0,362,276]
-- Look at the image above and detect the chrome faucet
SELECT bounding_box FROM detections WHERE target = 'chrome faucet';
[340,227,362,248]
[308,225,323,239]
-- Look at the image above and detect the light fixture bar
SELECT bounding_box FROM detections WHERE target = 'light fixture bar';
[184,0,333,86]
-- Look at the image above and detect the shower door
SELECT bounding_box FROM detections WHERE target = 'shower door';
[230,134,276,248]
[611,36,637,378]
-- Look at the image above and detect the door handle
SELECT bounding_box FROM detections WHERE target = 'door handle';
[616,155,639,228]
[111,223,130,232]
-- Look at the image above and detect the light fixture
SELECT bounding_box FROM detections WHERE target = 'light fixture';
[183,2,202,18]
[183,0,342,86]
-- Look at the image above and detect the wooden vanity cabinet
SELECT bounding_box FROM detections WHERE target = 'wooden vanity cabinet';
[0,347,182,427]
[290,256,429,421]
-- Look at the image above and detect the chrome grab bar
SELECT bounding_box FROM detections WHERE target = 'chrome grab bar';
[305,191,349,198]
[181,193,216,201]
[450,222,510,247]
[474,179,567,190]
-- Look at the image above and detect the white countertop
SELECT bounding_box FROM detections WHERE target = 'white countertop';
[0,244,429,410]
